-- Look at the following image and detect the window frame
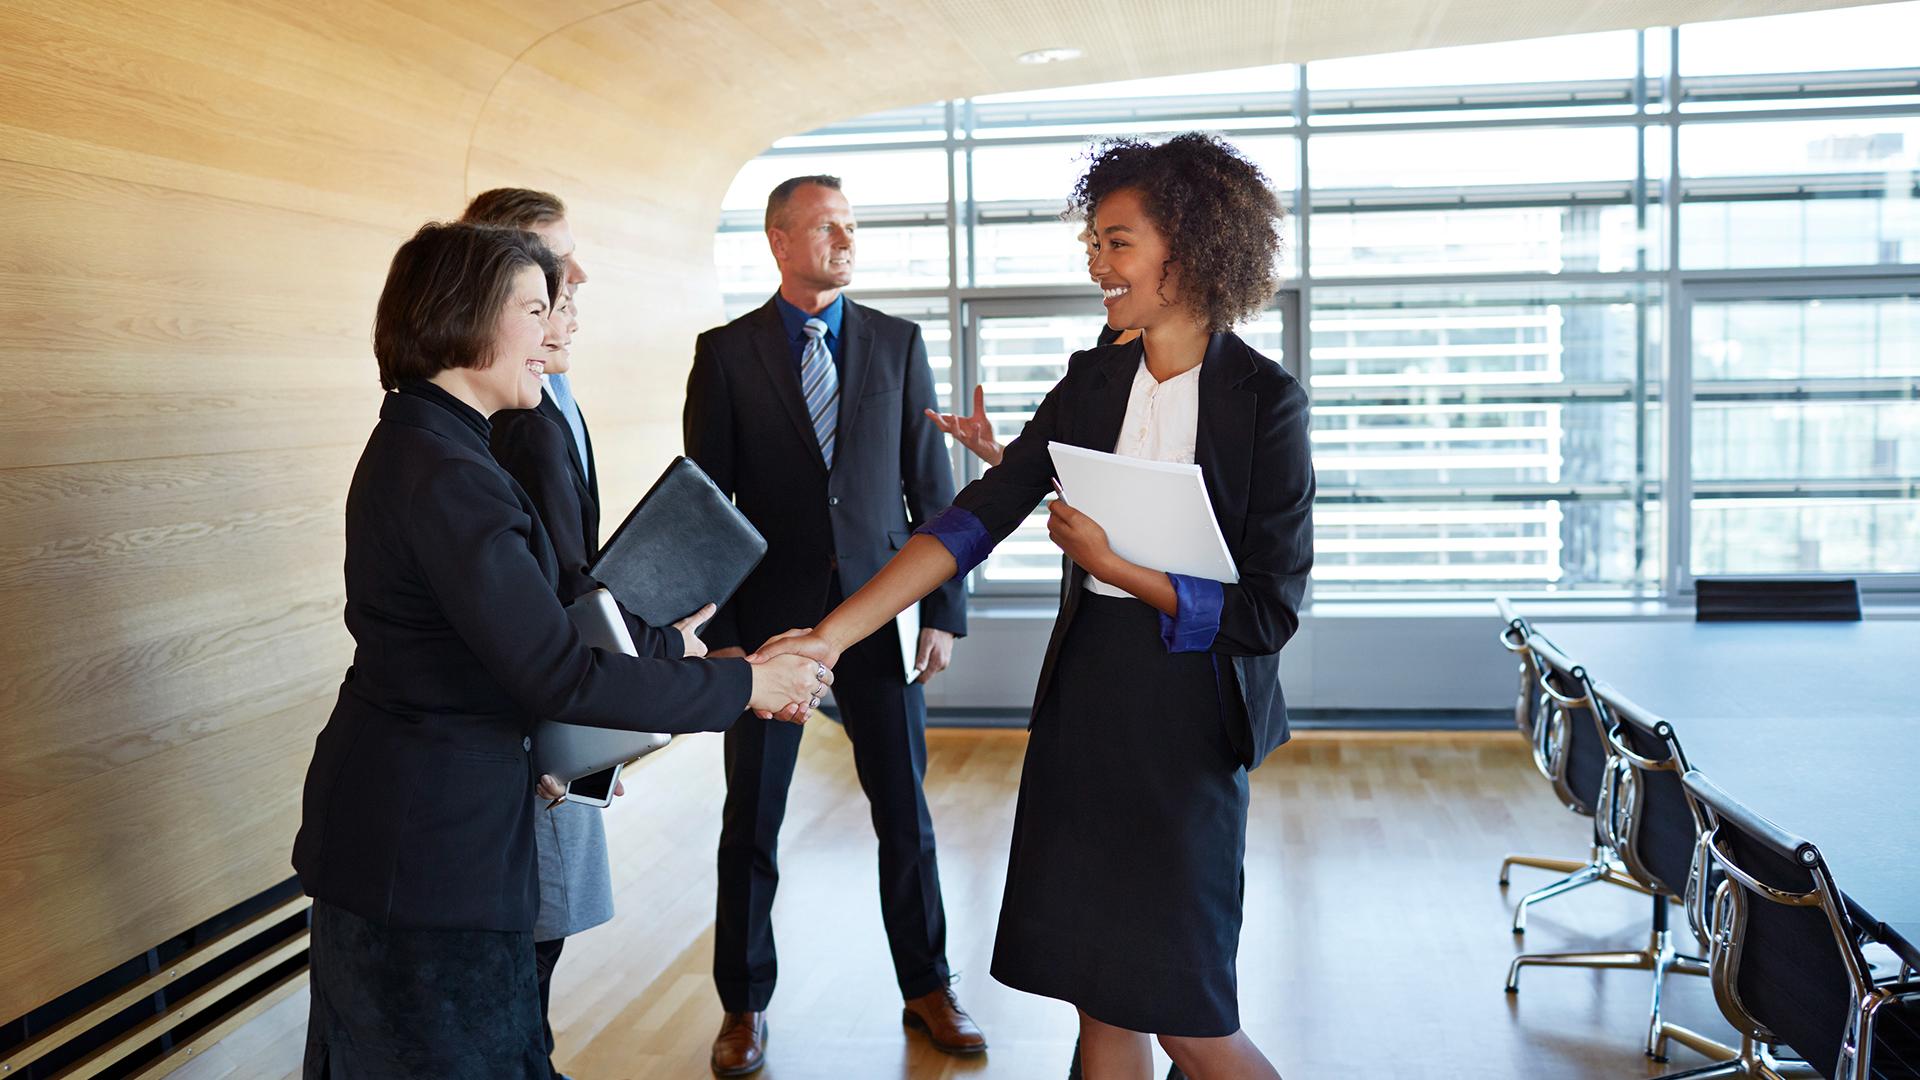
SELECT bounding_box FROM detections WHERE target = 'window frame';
[714,13,1920,603]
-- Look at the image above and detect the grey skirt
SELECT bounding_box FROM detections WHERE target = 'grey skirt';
[533,795,614,941]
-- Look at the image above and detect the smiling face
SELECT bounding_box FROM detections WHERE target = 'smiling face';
[768,183,855,295]
[1087,187,1186,333]
[469,265,553,413]
[542,290,577,375]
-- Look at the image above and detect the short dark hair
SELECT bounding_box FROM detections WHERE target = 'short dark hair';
[1069,134,1285,332]
[373,223,562,391]
[765,174,843,231]
[460,187,568,230]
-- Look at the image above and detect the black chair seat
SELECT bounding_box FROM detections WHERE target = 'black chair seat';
[1695,578,1862,622]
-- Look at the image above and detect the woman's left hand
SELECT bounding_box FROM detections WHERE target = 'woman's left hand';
[1047,494,1115,576]
[673,602,718,659]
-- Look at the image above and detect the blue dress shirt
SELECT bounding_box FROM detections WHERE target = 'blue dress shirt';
[773,292,845,375]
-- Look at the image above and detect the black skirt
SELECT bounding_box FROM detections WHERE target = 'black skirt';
[990,592,1250,1037]
[304,900,549,1079]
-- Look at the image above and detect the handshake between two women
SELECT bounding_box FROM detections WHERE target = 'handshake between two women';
[744,627,841,723]
[744,643,833,723]
[671,600,832,725]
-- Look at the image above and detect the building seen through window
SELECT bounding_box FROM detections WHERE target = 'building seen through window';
[717,1,1920,598]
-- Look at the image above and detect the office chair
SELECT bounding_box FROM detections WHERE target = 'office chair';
[1671,771,1920,1079]
[1695,578,1862,622]
[1492,616,1648,935]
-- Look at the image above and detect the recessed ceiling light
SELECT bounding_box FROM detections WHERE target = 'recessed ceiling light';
[1017,46,1083,65]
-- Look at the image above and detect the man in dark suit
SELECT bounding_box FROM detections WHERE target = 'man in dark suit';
[685,175,981,1075]
[461,189,597,544]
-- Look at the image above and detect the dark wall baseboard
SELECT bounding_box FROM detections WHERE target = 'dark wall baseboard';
[923,707,1507,731]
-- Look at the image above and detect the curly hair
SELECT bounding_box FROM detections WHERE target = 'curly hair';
[1069,134,1284,332]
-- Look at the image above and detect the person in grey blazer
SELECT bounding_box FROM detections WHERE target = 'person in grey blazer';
[463,187,714,1080]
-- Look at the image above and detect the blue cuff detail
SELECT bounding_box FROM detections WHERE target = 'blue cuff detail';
[914,506,994,578]
[1160,574,1224,653]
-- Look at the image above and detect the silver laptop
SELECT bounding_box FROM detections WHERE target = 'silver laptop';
[532,589,673,783]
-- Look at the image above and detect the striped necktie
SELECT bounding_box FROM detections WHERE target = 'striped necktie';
[800,318,839,469]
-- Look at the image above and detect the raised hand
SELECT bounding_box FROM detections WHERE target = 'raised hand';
[673,602,718,659]
[923,384,1001,467]
[746,652,832,725]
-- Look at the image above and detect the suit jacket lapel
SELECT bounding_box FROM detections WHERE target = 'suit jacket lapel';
[576,404,598,507]
[749,300,829,473]
[1196,332,1256,537]
[1077,337,1141,452]
[831,300,874,462]
[536,390,588,490]
[1060,340,1141,594]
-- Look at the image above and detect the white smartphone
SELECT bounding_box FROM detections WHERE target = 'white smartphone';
[560,763,622,808]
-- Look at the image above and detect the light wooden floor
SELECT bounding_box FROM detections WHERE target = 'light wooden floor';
[174,722,1738,1079]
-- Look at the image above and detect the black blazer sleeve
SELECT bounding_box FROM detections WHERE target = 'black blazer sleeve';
[899,323,967,636]
[1211,377,1313,657]
[947,354,1084,539]
[492,410,684,661]
[406,457,744,731]
[682,331,742,651]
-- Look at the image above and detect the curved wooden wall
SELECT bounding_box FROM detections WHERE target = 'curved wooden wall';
[0,0,1866,1024]
[0,0,998,1023]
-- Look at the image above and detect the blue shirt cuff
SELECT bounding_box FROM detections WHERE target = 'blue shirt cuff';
[914,506,993,578]
[1160,574,1223,652]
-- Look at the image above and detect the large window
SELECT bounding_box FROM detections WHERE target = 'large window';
[716,1,1920,599]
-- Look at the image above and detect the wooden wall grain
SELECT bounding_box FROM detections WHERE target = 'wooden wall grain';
[0,0,1865,1026]
[0,0,1000,1024]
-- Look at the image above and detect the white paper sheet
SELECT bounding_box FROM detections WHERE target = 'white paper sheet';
[1047,442,1239,584]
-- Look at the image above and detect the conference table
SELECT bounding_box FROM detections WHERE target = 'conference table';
[1521,619,1920,971]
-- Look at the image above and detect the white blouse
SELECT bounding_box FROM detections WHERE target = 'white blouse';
[1083,359,1202,597]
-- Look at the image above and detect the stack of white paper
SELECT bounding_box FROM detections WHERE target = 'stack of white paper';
[1048,442,1239,583]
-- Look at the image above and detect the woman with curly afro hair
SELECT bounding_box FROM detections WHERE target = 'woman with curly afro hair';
[750,134,1314,1079]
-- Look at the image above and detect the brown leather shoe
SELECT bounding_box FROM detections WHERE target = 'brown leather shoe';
[710,1011,767,1076]
[902,986,987,1055]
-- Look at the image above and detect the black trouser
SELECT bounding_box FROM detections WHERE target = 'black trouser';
[713,598,950,1012]
[534,936,565,1079]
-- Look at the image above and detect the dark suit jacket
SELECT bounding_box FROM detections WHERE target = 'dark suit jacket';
[490,397,678,658]
[944,332,1314,768]
[683,295,965,655]
[292,381,748,932]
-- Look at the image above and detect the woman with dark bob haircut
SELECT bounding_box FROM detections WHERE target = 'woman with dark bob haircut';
[293,222,826,1078]
[754,134,1313,1079]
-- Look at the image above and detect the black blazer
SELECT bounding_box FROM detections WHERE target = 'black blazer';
[948,332,1314,768]
[683,296,965,654]
[292,382,749,932]
[490,397,679,658]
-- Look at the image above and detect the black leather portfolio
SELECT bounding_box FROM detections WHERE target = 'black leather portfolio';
[590,456,767,627]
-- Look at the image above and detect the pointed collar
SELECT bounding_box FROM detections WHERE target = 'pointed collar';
[773,291,845,344]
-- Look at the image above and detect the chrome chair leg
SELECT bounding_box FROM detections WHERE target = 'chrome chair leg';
[1506,943,1652,993]
[1649,1035,1819,1079]
[1497,852,1587,886]
[1646,927,1718,1061]
[1655,1061,1746,1079]
[1510,862,1604,933]
[1508,848,1652,934]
